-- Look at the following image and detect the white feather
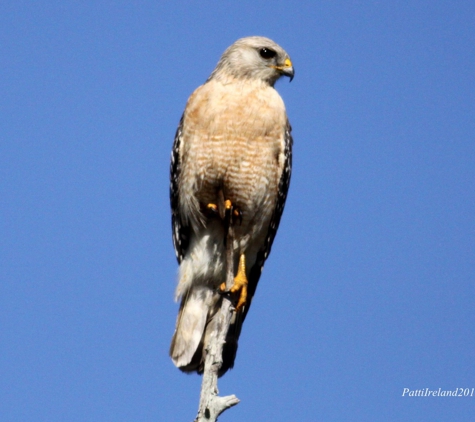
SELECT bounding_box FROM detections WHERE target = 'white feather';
[170,286,213,367]
[175,225,225,300]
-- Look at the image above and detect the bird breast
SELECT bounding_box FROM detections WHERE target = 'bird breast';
[179,79,287,232]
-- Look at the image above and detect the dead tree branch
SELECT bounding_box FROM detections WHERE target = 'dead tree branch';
[194,205,240,421]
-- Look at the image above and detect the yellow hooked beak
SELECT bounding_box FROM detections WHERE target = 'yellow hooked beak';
[272,58,294,81]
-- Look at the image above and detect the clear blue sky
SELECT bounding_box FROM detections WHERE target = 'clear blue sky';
[1,1,474,421]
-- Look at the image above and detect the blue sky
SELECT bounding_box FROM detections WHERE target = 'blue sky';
[1,1,474,421]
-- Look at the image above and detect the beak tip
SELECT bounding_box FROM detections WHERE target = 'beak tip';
[286,68,294,82]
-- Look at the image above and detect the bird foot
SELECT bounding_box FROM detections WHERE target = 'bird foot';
[220,254,248,310]
[224,200,242,226]
[206,200,242,224]
[206,203,219,216]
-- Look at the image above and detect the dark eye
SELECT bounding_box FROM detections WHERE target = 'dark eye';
[259,47,276,59]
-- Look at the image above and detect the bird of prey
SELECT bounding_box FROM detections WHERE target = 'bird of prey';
[169,36,294,376]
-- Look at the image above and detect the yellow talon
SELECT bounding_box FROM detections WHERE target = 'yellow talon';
[207,203,218,213]
[220,254,248,311]
[224,199,243,225]
[206,200,238,222]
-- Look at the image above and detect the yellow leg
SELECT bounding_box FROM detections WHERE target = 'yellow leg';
[220,254,248,311]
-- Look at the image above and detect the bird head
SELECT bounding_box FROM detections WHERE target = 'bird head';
[210,36,294,86]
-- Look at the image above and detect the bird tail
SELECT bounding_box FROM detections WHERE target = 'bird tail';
[169,286,216,373]
[170,285,249,376]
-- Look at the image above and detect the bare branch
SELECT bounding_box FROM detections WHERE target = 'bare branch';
[195,208,240,421]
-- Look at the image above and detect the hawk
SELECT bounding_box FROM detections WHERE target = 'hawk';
[169,36,294,376]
